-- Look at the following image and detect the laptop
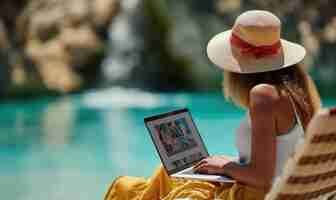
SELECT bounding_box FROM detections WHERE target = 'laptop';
[144,108,234,183]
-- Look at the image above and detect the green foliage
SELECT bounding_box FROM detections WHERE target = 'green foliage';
[141,0,196,91]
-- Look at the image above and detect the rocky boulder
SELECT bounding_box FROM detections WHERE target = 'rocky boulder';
[0,0,120,96]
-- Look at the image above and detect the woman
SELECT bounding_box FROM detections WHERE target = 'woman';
[104,10,321,200]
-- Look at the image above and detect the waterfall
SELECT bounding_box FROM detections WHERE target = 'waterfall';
[100,0,226,91]
[101,0,142,85]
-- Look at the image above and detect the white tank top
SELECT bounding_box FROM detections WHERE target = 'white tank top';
[235,105,304,178]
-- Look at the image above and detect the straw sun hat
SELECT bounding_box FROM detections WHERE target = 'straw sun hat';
[207,10,306,73]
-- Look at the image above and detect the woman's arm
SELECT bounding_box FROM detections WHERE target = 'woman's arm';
[229,84,278,190]
[195,84,278,191]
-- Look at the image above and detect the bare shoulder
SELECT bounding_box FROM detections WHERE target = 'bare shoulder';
[249,84,280,109]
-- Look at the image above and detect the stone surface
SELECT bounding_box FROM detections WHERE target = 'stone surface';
[92,0,120,27]
[0,20,9,50]
[0,20,11,95]
[59,26,103,68]
[0,0,120,96]
[1,0,336,96]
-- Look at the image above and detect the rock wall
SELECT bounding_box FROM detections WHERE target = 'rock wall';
[0,21,11,96]
[0,0,120,96]
[1,0,336,96]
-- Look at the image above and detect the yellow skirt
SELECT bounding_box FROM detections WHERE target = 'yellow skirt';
[104,166,265,200]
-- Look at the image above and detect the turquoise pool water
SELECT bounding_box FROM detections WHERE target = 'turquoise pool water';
[1,88,335,200]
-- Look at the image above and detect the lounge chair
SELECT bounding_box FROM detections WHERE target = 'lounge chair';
[266,107,336,200]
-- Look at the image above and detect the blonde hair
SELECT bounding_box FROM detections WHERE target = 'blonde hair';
[223,64,321,130]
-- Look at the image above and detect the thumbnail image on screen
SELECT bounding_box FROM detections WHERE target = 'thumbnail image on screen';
[155,117,198,157]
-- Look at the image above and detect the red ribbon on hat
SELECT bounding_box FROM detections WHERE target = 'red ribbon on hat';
[330,107,336,116]
[230,33,281,59]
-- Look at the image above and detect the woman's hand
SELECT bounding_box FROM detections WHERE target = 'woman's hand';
[193,156,231,175]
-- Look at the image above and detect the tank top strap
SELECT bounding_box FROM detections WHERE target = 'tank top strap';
[288,95,305,135]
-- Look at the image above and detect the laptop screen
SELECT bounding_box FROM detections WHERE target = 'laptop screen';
[145,108,209,175]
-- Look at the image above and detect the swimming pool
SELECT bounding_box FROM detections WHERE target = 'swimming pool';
[0,88,334,200]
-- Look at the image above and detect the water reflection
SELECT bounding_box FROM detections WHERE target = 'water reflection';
[105,111,138,173]
[3,88,332,200]
[0,88,193,200]
[42,97,74,148]
[0,95,110,200]
[102,0,142,83]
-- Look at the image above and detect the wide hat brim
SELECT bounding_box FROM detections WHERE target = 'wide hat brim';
[207,30,306,73]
